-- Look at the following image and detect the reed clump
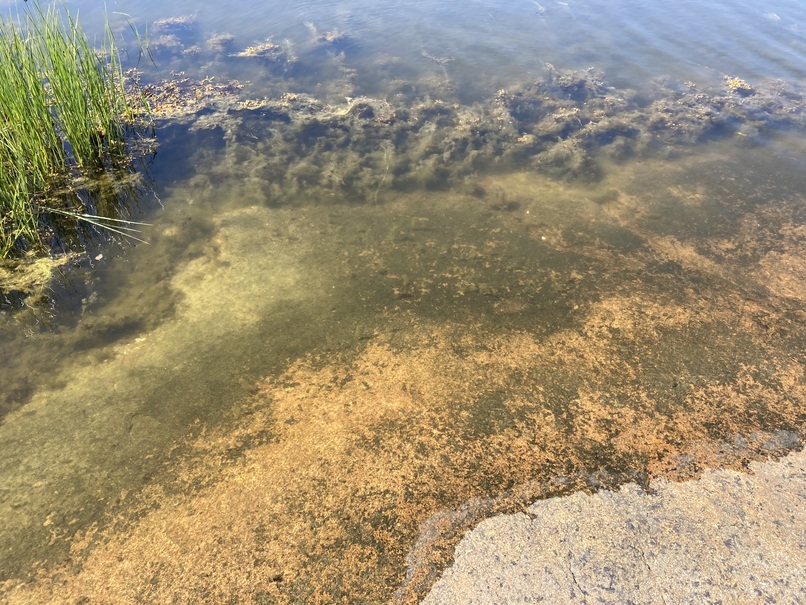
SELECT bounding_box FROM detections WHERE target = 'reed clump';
[0,1,151,258]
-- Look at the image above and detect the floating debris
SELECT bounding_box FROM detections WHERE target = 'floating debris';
[142,73,245,117]
[233,39,288,61]
[148,34,183,52]
[153,14,197,34]
[305,21,351,49]
[724,75,754,96]
[0,252,76,307]
[207,32,235,53]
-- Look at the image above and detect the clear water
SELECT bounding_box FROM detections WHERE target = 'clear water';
[40,0,806,100]
[0,1,804,602]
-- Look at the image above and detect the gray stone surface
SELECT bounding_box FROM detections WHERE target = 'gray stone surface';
[422,448,806,604]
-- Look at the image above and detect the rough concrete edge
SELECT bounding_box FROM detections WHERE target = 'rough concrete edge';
[393,429,804,604]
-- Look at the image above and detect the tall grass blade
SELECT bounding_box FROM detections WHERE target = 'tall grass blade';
[0,0,152,257]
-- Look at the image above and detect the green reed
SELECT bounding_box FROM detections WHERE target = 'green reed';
[0,1,150,257]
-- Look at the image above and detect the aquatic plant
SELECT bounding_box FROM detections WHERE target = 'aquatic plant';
[0,1,151,257]
[724,76,754,97]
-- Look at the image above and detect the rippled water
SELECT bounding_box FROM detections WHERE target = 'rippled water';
[103,0,806,85]
[0,1,804,603]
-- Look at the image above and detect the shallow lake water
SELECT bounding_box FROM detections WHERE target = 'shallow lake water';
[1,0,805,603]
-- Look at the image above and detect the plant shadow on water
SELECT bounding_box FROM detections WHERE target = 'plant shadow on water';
[0,27,805,605]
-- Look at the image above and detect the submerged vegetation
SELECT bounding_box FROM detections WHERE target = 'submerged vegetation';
[145,65,806,208]
[0,1,151,258]
[0,8,804,605]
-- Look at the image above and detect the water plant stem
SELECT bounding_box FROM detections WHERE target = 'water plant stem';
[0,1,151,257]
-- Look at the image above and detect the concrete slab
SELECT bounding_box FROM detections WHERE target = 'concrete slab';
[423,448,806,604]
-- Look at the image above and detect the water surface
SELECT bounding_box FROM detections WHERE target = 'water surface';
[1,1,804,602]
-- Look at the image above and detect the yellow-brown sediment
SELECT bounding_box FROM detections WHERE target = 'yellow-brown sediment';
[4,284,801,603]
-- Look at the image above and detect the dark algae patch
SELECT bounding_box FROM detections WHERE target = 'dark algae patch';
[143,66,806,198]
[0,37,804,605]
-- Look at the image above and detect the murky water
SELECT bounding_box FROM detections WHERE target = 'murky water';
[1,1,805,603]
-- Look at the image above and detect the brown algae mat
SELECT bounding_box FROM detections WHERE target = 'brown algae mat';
[422,448,806,604]
[2,148,804,604]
